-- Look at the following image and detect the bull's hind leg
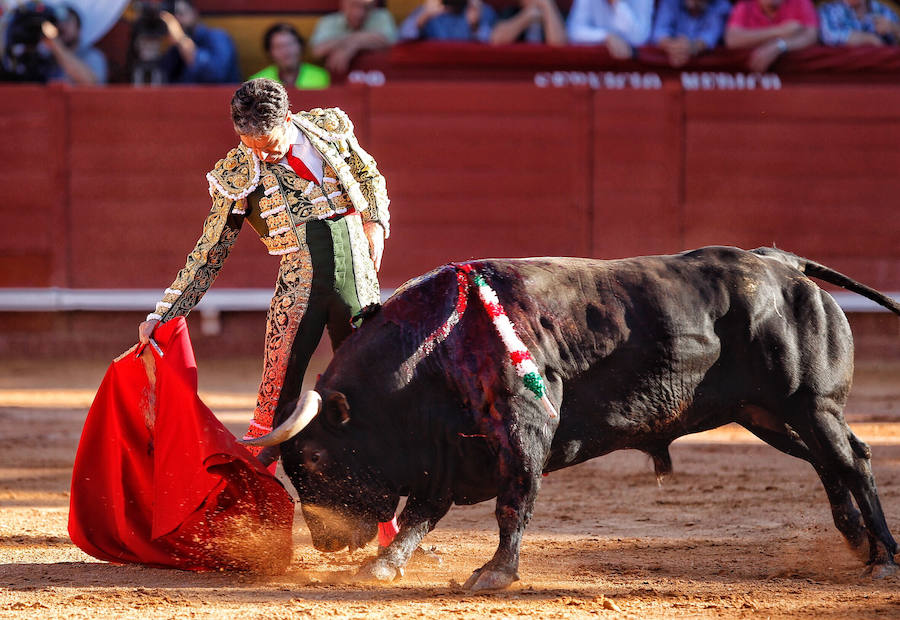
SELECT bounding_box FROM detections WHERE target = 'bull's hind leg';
[739,417,868,551]
[746,400,898,577]
[464,397,555,592]
[800,408,898,577]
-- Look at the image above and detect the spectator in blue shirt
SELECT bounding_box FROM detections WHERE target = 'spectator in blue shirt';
[652,0,732,65]
[159,0,242,83]
[399,0,499,42]
[819,0,900,45]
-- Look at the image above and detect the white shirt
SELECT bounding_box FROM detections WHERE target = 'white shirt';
[276,122,324,184]
[566,0,654,46]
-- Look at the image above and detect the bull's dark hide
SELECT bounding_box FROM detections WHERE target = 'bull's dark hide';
[269,246,900,590]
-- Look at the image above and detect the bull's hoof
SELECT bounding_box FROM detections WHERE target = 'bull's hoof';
[357,557,404,583]
[412,545,443,565]
[862,560,898,580]
[463,567,519,592]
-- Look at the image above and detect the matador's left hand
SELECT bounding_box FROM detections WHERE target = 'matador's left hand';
[363,221,384,272]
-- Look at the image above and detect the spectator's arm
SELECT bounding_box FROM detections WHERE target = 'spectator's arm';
[314,31,393,59]
[182,30,240,82]
[745,23,816,71]
[619,0,654,46]
[491,7,540,44]
[41,22,99,85]
[538,0,567,45]
[313,10,397,57]
[160,10,197,67]
[600,0,654,46]
[567,0,611,43]
[309,15,336,54]
[783,24,818,49]
[724,21,802,48]
[845,30,886,44]
[81,48,108,84]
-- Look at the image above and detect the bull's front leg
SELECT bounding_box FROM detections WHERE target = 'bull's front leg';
[464,400,554,592]
[357,494,451,582]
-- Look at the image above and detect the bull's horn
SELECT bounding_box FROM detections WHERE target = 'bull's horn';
[238,390,322,447]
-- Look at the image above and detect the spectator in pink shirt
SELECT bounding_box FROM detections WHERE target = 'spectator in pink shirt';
[725,0,819,71]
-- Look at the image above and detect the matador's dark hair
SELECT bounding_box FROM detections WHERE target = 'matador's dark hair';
[230,78,289,136]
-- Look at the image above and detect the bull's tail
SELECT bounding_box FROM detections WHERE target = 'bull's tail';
[751,247,900,316]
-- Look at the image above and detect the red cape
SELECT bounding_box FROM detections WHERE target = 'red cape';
[68,318,294,572]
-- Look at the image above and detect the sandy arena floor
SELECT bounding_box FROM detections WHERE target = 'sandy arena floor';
[1,352,899,619]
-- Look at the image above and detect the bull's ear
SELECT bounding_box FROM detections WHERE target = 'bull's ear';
[324,391,351,428]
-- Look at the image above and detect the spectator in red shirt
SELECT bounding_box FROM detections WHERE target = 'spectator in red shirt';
[725,0,819,71]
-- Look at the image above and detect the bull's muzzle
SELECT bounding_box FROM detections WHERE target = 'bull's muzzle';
[238,390,322,447]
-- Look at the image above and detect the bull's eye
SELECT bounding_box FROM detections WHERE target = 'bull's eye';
[310,451,320,464]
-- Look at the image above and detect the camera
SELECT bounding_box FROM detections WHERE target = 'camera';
[128,2,170,84]
[1,1,64,82]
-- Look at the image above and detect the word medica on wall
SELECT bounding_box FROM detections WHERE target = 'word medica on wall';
[534,71,663,90]
[680,72,782,90]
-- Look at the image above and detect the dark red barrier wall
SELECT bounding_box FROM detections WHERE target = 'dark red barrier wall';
[0,87,67,287]
[1,82,898,295]
[683,86,900,287]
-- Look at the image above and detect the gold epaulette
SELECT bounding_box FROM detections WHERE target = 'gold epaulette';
[294,108,354,143]
[206,143,261,201]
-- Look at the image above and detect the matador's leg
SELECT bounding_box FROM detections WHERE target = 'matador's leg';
[323,216,401,546]
[243,248,326,452]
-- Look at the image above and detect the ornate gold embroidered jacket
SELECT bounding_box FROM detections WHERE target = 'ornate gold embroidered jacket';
[148,107,389,322]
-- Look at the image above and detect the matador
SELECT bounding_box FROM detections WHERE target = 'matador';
[139,79,389,462]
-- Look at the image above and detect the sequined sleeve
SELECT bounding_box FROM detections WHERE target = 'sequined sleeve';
[345,135,390,238]
[147,191,244,322]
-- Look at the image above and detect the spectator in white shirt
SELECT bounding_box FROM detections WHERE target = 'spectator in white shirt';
[566,0,654,58]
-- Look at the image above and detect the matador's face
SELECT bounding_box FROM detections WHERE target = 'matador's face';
[239,114,294,163]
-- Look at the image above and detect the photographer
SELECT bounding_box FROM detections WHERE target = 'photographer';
[43,4,107,84]
[1,1,105,84]
[157,0,241,83]
[399,0,498,42]
[309,0,397,75]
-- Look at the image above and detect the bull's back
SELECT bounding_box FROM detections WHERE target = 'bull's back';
[374,248,852,476]
[472,248,851,466]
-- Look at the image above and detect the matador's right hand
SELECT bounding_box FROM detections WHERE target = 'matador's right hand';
[138,319,160,345]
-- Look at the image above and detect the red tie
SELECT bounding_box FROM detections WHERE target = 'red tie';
[285,148,317,183]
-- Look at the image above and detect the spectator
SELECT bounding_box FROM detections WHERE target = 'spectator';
[42,3,107,84]
[652,0,732,66]
[128,3,171,85]
[725,0,818,72]
[399,0,499,42]
[491,0,568,45]
[250,23,329,89]
[566,0,655,58]
[310,0,397,75]
[158,0,241,83]
[819,0,900,45]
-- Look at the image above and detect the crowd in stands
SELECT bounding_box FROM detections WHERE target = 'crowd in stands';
[1,0,899,86]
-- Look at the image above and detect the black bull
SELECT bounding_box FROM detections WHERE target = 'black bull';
[244,246,900,590]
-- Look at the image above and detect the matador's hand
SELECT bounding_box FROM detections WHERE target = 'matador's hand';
[363,221,384,272]
[138,319,160,344]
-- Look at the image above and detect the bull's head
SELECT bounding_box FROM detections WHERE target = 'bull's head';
[239,390,398,553]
